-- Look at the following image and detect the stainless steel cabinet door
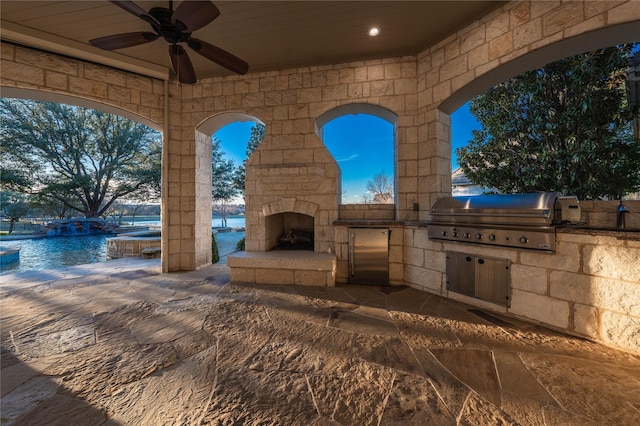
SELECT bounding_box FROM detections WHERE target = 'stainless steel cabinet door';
[349,228,389,285]
[446,251,510,306]
[445,252,475,296]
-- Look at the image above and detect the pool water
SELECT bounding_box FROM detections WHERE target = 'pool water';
[0,234,110,274]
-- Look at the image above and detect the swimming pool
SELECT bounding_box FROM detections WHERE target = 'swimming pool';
[0,234,110,274]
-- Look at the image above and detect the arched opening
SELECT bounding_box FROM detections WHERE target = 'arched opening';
[316,104,397,204]
[438,24,640,355]
[1,90,162,272]
[196,112,264,234]
[449,40,639,200]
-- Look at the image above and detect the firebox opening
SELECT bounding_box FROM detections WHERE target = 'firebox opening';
[266,212,314,251]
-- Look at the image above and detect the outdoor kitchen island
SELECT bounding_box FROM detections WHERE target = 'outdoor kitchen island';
[228,196,640,354]
[402,198,640,355]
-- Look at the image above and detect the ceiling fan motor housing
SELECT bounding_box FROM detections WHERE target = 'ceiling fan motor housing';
[148,7,191,44]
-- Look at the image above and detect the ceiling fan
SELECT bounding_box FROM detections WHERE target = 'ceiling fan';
[89,0,248,84]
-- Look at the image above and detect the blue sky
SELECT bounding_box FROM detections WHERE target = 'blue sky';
[451,103,482,169]
[215,107,480,202]
[214,121,255,165]
[323,114,394,203]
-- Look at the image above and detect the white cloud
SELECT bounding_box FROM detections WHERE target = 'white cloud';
[337,154,359,163]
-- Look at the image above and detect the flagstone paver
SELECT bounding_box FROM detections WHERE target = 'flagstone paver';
[1,257,640,425]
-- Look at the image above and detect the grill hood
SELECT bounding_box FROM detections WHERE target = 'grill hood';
[429,192,580,227]
[427,192,581,252]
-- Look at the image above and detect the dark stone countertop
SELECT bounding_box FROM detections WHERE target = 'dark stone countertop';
[333,220,404,227]
[557,226,640,240]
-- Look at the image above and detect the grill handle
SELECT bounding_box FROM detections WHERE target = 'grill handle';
[430,210,551,218]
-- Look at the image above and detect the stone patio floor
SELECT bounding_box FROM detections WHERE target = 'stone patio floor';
[1,256,640,425]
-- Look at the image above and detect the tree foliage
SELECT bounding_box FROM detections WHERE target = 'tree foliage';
[0,191,30,234]
[457,44,640,200]
[0,99,161,217]
[28,195,69,220]
[233,123,265,196]
[211,136,238,227]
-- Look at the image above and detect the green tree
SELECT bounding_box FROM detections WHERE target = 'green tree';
[0,99,161,217]
[457,44,640,200]
[233,123,265,196]
[212,136,238,227]
[0,167,30,190]
[0,191,31,234]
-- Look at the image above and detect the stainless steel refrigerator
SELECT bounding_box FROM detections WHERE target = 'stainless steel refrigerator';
[348,228,389,285]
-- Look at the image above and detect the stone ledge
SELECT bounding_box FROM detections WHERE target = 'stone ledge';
[228,251,336,270]
[141,247,161,259]
[228,251,337,286]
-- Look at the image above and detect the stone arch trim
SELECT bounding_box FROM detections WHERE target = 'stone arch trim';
[1,86,162,132]
[261,198,320,218]
[439,21,640,114]
[196,111,266,137]
[315,102,398,139]
[423,1,640,113]
[0,43,165,129]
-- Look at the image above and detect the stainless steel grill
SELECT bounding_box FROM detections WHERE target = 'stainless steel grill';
[427,192,580,252]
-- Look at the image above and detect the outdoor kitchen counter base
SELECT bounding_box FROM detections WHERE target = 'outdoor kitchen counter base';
[228,251,337,286]
[403,224,640,355]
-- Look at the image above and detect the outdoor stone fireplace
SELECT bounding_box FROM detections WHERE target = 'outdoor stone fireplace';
[227,133,339,285]
[266,212,314,251]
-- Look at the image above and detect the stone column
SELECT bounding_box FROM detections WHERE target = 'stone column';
[162,87,212,271]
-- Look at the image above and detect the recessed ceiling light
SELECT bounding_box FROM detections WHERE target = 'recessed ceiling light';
[368,27,380,37]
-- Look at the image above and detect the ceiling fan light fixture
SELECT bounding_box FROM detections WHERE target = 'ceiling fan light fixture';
[368,27,380,37]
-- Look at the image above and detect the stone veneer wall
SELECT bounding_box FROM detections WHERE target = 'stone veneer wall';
[0,43,165,124]
[338,204,396,221]
[180,55,421,255]
[580,200,640,230]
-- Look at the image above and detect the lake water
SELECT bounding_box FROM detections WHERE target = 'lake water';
[119,216,246,228]
[0,216,246,274]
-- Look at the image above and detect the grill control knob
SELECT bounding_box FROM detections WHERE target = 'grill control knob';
[488,234,496,241]
[475,233,482,239]
[452,232,459,237]
[463,232,471,238]
[519,236,528,244]
[440,230,447,236]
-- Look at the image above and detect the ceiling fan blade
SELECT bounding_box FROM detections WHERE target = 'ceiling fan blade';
[169,44,197,84]
[172,1,220,32]
[110,1,151,19]
[89,32,158,50]
[187,38,248,75]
